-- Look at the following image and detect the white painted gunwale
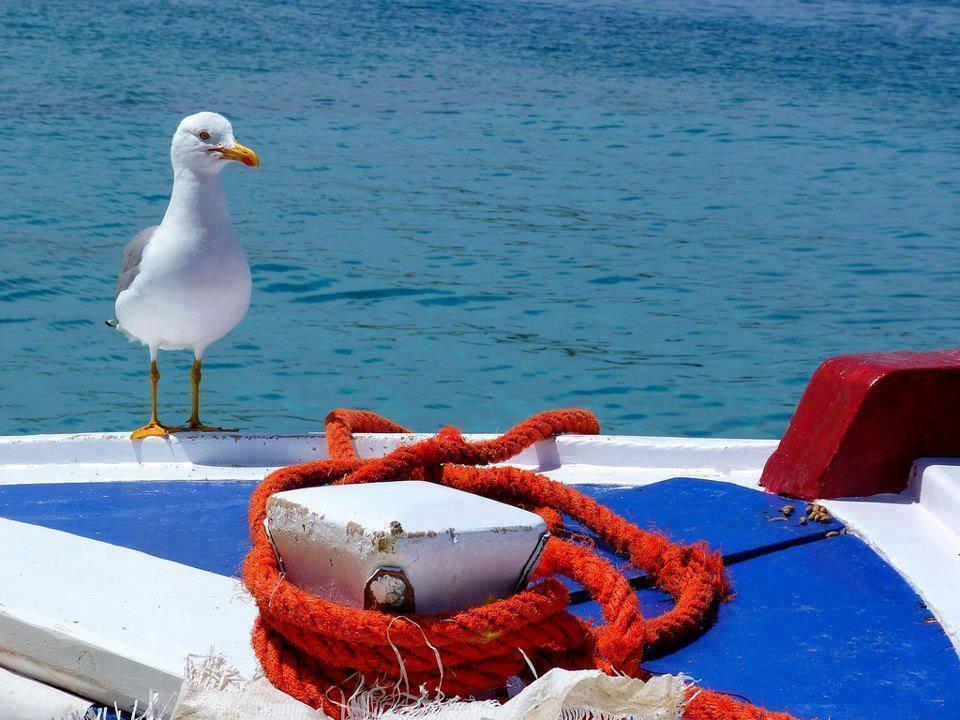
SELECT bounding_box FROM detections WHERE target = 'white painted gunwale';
[0,665,90,719]
[0,431,777,486]
[0,430,958,715]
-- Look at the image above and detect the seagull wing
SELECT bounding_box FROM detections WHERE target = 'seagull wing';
[115,226,158,298]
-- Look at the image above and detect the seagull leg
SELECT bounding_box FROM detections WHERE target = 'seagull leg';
[131,360,176,440]
[184,358,236,432]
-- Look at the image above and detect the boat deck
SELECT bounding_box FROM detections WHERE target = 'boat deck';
[1,432,959,719]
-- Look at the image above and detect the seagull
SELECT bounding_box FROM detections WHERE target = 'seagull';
[110,112,259,440]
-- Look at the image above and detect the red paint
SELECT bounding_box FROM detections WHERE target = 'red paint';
[762,349,960,500]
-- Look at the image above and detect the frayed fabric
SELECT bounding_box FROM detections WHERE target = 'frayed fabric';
[171,655,318,720]
[168,655,689,720]
[62,695,164,720]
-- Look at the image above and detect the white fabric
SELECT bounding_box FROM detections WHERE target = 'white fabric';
[169,656,688,720]
[166,655,314,720]
[0,666,91,720]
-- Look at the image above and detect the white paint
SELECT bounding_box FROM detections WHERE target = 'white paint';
[0,431,774,486]
[909,459,960,537]
[0,517,257,716]
[0,666,91,719]
[540,464,765,489]
[551,434,777,473]
[267,481,547,613]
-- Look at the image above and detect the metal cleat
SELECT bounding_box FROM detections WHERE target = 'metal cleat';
[265,480,549,614]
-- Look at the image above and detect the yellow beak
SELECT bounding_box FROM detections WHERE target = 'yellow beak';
[212,142,260,167]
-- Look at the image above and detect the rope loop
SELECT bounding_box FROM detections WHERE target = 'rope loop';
[243,409,796,720]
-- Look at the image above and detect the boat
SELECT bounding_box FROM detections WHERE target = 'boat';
[1,350,959,720]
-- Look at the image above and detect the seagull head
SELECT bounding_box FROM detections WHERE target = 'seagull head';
[171,111,260,175]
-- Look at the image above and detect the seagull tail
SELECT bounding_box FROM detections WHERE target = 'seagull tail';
[106,318,140,343]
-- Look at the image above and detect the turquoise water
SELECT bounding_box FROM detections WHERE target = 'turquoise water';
[1,0,958,438]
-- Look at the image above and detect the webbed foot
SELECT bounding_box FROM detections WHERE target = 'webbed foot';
[130,420,178,440]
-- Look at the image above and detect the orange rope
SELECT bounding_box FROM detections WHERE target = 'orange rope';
[243,409,797,720]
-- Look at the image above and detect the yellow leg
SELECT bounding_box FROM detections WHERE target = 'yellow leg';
[184,358,235,432]
[131,360,176,440]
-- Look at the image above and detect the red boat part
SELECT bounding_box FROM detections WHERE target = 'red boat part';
[761,349,960,500]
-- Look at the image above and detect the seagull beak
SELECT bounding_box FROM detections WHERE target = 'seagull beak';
[211,142,260,167]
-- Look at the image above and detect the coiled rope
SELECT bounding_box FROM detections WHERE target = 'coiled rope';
[243,409,796,720]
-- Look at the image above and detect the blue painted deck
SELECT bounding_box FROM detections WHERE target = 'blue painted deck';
[0,478,957,719]
[0,481,256,577]
[563,481,960,719]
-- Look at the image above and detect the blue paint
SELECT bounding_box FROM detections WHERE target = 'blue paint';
[0,478,958,718]
[569,479,842,557]
[566,481,960,719]
[559,479,841,602]
[0,481,256,577]
[642,536,960,719]
[0,477,833,578]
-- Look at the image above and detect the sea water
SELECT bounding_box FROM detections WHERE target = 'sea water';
[0,0,958,437]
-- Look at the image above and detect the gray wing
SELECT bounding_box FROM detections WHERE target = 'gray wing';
[115,226,158,298]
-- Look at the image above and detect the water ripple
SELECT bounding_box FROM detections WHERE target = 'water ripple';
[0,0,957,438]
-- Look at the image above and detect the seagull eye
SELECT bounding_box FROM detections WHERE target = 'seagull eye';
[199,131,211,141]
